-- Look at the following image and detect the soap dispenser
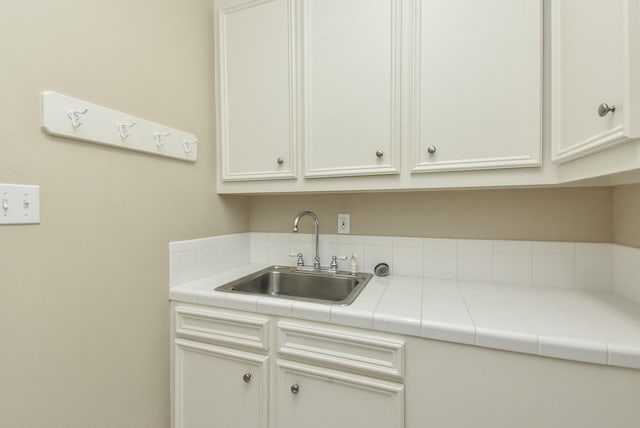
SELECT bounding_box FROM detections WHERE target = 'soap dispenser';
[350,253,358,273]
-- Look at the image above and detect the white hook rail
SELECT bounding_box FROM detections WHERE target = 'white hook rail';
[40,91,198,162]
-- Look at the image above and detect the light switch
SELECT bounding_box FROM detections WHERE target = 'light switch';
[0,184,40,225]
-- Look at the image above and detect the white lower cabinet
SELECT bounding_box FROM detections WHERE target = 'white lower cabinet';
[172,305,271,428]
[174,339,269,428]
[275,320,405,428]
[172,304,640,427]
[171,304,405,428]
[276,360,404,428]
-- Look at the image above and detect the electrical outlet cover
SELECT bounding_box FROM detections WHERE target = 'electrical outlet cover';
[337,213,350,234]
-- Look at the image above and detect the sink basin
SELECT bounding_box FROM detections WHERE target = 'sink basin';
[215,266,372,306]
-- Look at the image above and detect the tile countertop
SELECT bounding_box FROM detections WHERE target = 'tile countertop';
[169,264,640,370]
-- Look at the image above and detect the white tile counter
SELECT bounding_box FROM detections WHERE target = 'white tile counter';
[169,263,640,370]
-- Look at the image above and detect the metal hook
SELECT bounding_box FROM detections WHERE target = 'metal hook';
[153,132,171,148]
[182,140,198,153]
[116,122,137,139]
[67,108,88,128]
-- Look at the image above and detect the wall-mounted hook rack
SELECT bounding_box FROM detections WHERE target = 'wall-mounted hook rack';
[40,91,198,162]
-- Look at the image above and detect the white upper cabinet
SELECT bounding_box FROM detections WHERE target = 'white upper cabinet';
[552,0,640,163]
[302,0,401,178]
[411,0,542,173]
[215,0,548,193]
[216,0,297,181]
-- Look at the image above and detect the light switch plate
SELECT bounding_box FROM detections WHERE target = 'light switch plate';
[0,184,40,224]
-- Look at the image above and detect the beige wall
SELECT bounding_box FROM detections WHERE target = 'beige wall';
[0,1,247,427]
[613,183,640,248]
[250,187,614,242]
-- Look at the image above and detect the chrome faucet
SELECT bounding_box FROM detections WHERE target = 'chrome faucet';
[293,210,320,269]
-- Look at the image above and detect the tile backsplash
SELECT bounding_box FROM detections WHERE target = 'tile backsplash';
[169,232,640,304]
[169,233,249,286]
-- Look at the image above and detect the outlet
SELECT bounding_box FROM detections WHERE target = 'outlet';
[337,213,350,234]
[0,184,40,225]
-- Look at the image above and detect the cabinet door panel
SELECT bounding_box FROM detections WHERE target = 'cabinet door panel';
[412,0,541,172]
[217,0,297,180]
[303,0,401,177]
[276,361,403,428]
[551,0,640,162]
[174,339,269,428]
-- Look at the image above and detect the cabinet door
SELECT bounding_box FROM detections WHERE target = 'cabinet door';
[303,0,401,178]
[174,339,269,428]
[412,0,542,172]
[216,0,297,181]
[552,0,640,162]
[276,360,404,428]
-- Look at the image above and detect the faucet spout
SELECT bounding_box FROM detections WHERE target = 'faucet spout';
[292,211,320,269]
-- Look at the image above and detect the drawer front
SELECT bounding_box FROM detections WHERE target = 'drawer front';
[277,320,405,382]
[175,306,270,353]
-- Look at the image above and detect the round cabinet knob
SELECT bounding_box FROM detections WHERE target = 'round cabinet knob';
[375,150,384,158]
[290,384,299,394]
[243,373,252,383]
[598,103,616,117]
[427,145,437,154]
[276,157,284,165]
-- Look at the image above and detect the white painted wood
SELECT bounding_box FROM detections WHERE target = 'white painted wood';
[411,0,542,173]
[276,360,404,428]
[175,306,270,353]
[624,0,640,137]
[552,0,640,163]
[40,91,198,162]
[302,0,401,178]
[277,320,405,382]
[215,0,555,193]
[216,163,554,193]
[172,304,406,427]
[174,339,269,428]
[404,336,640,428]
[216,0,298,181]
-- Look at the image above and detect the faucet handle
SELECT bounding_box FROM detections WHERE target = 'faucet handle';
[289,252,305,266]
[329,255,347,271]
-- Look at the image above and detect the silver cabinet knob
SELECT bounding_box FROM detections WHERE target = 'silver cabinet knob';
[375,150,384,158]
[598,103,616,117]
[243,373,252,383]
[290,384,299,394]
[427,146,437,154]
[277,157,284,165]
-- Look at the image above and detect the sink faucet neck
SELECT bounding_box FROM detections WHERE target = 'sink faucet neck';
[293,210,321,269]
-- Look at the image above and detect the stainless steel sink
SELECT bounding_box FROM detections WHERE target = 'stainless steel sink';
[215,266,372,306]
